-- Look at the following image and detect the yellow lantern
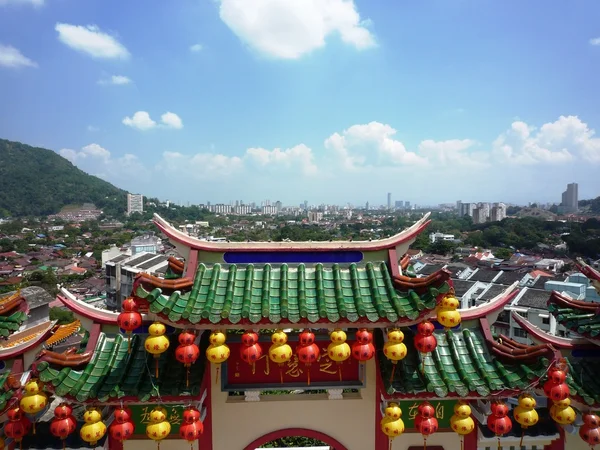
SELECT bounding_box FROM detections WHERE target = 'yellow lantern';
[268,329,293,383]
[450,400,475,450]
[146,406,171,449]
[326,329,351,381]
[514,393,539,447]
[380,402,405,450]
[437,295,461,329]
[550,398,576,425]
[206,330,231,384]
[383,328,407,383]
[145,322,170,378]
[80,407,107,446]
[20,379,48,434]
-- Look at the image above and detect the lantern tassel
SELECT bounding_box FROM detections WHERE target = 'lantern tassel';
[389,363,397,383]
[388,438,392,450]
[307,367,311,386]
[127,333,131,354]
[280,366,284,384]
[519,430,524,448]
[460,436,464,450]
[338,365,342,382]
[186,366,190,388]
[497,436,501,450]
[33,421,36,434]
[215,365,220,385]
[155,358,159,379]
[63,441,66,450]
[424,437,427,450]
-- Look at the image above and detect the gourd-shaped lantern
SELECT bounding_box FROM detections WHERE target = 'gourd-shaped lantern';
[437,295,461,329]
[327,329,351,382]
[543,363,570,402]
[20,379,48,434]
[240,331,263,372]
[179,406,203,449]
[487,401,512,450]
[206,330,231,385]
[384,328,407,383]
[109,406,135,444]
[297,329,320,385]
[50,403,76,450]
[117,297,142,353]
[352,328,375,363]
[145,322,170,378]
[415,401,438,449]
[4,406,31,450]
[514,393,539,447]
[175,331,200,387]
[380,402,405,450]
[146,406,171,449]
[550,398,576,425]
[580,413,600,448]
[80,406,107,447]
[269,329,293,384]
[450,401,475,450]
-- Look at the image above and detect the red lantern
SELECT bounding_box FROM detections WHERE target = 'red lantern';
[297,329,320,385]
[543,363,570,402]
[487,402,512,449]
[414,320,437,372]
[351,328,375,363]
[179,407,203,449]
[5,407,31,450]
[109,407,135,444]
[240,331,263,371]
[580,413,600,448]
[50,404,76,449]
[175,331,200,387]
[118,298,142,353]
[415,402,438,449]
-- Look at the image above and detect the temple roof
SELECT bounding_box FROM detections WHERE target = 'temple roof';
[134,261,452,326]
[379,322,550,399]
[153,212,431,252]
[547,291,600,342]
[34,332,205,403]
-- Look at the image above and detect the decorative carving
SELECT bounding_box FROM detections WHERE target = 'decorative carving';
[36,347,93,367]
[244,391,261,402]
[392,269,451,292]
[327,389,344,400]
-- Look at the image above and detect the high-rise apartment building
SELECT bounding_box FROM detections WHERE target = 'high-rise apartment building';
[559,183,578,214]
[387,193,391,210]
[127,193,144,216]
[491,203,507,222]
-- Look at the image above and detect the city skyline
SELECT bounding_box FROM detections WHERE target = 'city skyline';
[1,1,600,204]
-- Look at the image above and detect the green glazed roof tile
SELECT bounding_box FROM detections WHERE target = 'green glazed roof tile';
[548,303,600,337]
[137,262,447,325]
[380,328,548,398]
[565,358,600,406]
[0,310,28,337]
[36,332,205,403]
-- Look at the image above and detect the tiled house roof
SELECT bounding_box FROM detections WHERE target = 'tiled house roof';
[379,328,548,398]
[136,262,451,325]
[35,333,205,403]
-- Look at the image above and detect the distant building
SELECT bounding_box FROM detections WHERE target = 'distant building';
[262,205,278,215]
[559,182,578,214]
[387,193,391,210]
[395,200,404,209]
[429,232,455,244]
[308,211,323,223]
[405,201,411,209]
[127,193,144,216]
[491,203,507,222]
[131,233,161,255]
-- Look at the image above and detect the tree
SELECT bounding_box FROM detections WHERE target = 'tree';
[429,240,456,255]
[494,248,513,260]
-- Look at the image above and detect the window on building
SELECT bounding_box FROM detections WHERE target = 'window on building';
[542,317,550,325]
[517,311,528,320]
[513,328,528,338]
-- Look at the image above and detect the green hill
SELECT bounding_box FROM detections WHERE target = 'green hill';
[0,139,127,217]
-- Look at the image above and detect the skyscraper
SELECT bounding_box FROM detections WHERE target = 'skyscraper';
[560,183,579,214]
[127,193,144,216]
[387,193,391,210]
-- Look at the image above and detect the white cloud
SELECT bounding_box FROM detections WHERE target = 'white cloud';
[218,0,375,59]
[123,111,157,131]
[0,0,43,6]
[60,143,111,163]
[160,151,244,179]
[0,44,37,68]
[246,144,318,175]
[590,37,600,46]
[491,116,600,164]
[122,111,183,131]
[325,121,426,169]
[99,75,132,85]
[161,112,183,129]
[418,139,488,167]
[190,44,203,52]
[55,23,130,59]
[87,125,100,132]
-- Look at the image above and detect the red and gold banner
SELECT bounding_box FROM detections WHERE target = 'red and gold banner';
[223,340,363,389]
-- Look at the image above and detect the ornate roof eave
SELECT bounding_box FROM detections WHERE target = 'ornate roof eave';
[576,257,600,289]
[548,290,599,312]
[511,311,596,349]
[153,212,432,253]
[459,282,520,323]
[0,319,56,359]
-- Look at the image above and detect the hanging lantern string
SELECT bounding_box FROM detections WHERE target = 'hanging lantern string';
[144,359,165,407]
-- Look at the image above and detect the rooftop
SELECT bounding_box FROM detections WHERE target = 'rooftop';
[516,288,551,309]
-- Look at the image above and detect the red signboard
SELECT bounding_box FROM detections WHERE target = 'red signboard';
[223,339,363,390]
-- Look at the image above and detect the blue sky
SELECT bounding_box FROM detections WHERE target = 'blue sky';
[1,0,599,207]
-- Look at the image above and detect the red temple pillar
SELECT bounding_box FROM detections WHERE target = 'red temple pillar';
[463,425,478,450]
[108,434,124,450]
[544,426,565,450]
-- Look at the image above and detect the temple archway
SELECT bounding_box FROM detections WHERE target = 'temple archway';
[243,428,349,450]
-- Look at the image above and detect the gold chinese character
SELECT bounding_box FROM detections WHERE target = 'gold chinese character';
[285,355,304,378]
[408,402,419,420]
[256,354,271,375]
[140,406,151,424]
[317,347,337,375]
[435,402,444,420]
[169,407,182,426]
